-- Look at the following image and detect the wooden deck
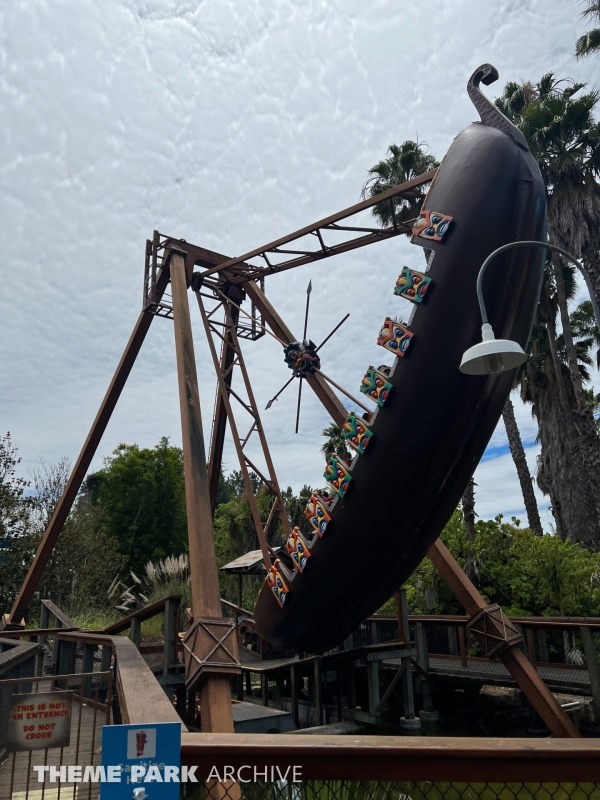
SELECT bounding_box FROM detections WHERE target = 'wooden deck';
[0,698,106,800]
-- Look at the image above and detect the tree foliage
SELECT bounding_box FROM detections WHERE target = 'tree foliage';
[362,140,439,228]
[380,510,600,618]
[0,438,126,621]
[90,438,188,575]
[576,1,600,58]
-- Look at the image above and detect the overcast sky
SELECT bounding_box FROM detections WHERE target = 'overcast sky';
[1,0,597,532]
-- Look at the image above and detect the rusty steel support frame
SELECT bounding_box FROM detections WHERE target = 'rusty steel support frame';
[169,250,238,731]
[194,170,437,284]
[4,269,170,630]
[197,290,293,567]
[428,539,580,738]
[207,298,240,514]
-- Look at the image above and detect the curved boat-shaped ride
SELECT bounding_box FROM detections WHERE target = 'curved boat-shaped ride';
[254,64,547,653]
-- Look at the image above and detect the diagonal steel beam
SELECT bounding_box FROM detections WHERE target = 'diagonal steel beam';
[196,169,436,281]
[428,539,580,738]
[4,269,170,629]
[207,301,240,514]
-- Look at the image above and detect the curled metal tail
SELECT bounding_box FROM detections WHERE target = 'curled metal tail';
[467,64,529,151]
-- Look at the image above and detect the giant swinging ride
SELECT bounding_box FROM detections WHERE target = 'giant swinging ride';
[1,65,582,739]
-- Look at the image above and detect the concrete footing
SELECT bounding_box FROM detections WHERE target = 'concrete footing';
[399,716,422,731]
[419,709,440,722]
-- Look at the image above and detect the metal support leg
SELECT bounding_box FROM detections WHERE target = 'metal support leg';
[170,250,236,733]
[398,658,421,731]
[6,271,168,627]
[428,538,580,738]
[401,660,415,719]
[368,660,380,719]
[415,620,437,720]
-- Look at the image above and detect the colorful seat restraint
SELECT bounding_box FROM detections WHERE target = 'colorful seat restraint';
[285,527,312,572]
[266,562,290,608]
[324,454,352,498]
[411,210,453,242]
[377,318,414,355]
[342,412,373,455]
[304,493,332,536]
[394,267,432,304]
[360,367,393,407]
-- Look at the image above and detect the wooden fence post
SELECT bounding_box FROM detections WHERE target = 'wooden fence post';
[82,643,95,698]
[129,617,141,649]
[163,598,179,675]
[580,626,600,715]
[290,664,299,727]
[537,628,549,663]
[416,622,429,673]
[525,628,537,667]
[458,624,468,669]
[396,589,409,644]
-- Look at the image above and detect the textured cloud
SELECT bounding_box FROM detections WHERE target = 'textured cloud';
[0,0,594,532]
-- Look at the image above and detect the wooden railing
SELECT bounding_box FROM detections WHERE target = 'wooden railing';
[350,613,600,723]
[103,594,181,677]
[54,630,186,730]
[4,610,597,783]
[179,733,600,781]
[0,637,38,679]
[39,598,78,629]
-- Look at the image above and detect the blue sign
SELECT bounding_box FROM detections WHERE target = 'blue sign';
[100,722,181,799]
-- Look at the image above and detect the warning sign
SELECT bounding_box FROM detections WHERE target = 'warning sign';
[4,692,73,751]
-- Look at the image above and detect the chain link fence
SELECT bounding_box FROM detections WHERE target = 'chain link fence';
[185,781,600,800]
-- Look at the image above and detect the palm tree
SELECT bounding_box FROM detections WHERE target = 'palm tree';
[362,140,439,229]
[576,1,600,58]
[518,290,599,547]
[519,80,600,310]
[320,424,351,464]
[497,76,600,308]
[496,76,600,548]
[501,396,544,536]
[571,300,600,368]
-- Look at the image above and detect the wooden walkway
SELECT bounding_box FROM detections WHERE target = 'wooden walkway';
[0,699,105,800]
[380,653,592,694]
